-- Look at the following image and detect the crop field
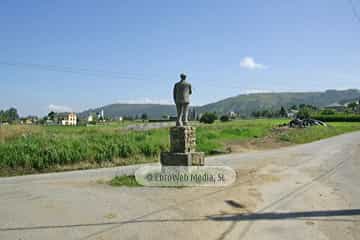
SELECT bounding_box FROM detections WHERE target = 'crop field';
[1,119,360,176]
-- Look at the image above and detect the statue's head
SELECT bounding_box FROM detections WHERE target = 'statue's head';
[180,73,187,81]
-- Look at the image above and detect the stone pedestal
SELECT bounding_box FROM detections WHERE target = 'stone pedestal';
[161,126,205,166]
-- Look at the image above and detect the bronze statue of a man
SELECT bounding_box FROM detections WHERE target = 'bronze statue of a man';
[173,73,192,126]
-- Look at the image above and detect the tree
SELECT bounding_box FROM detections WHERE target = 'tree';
[48,111,56,121]
[290,105,298,110]
[123,116,134,121]
[251,111,261,118]
[2,108,19,123]
[348,102,358,112]
[200,112,217,124]
[279,106,287,118]
[296,107,311,119]
[220,115,230,122]
[141,113,148,121]
[0,110,4,122]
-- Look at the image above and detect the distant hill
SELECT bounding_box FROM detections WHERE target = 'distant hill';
[78,89,360,118]
[78,103,177,119]
[198,89,360,116]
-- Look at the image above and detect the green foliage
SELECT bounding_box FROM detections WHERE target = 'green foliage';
[2,119,360,176]
[252,107,288,118]
[290,105,298,110]
[320,109,335,115]
[278,122,360,144]
[109,175,141,187]
[296,107,311,119]
[279,106,287,117]
[347,102,358,111]
[0,108,19,123]
[0,126,169,173]
[47,111,56,121]
[141,113,148,120]
[196,119,285,154]
[220,115,230,122]
[311,114,360,122]
[200,112,218,124]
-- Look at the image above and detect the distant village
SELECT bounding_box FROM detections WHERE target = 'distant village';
[0,108,108,126]
[0,107,198,126]
[0,99,360,126]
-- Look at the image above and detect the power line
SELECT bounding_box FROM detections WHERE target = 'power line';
[347,0,360,24]
[0,60,250,90]
[0,61,159,82]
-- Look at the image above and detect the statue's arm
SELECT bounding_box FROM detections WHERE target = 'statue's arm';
[189,84,192,95]
[173,84,177,102]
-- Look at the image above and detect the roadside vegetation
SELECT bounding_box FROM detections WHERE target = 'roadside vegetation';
[278,122,360,144]
[1,119,360,176]
[109,175,141,187]
[311,114,360,122]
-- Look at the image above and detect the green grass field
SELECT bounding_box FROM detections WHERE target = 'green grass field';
[1,119,360,176]
[278,122,360,144]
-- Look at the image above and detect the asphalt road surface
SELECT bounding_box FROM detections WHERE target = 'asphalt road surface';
[1,131,360,240]
[125,122,175,131]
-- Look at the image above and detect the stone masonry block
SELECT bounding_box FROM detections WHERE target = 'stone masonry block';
[170,126,196,153]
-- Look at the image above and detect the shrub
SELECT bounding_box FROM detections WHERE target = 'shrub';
[321,109,335,115]
[296,108,311,119]
[220,115,230,122]
[311,114,360,122]
[200,112,218,124]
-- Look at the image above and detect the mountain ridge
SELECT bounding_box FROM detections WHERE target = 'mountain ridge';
[79,89,360,118]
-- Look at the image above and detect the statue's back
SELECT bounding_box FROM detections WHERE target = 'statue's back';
[174,81,191,104]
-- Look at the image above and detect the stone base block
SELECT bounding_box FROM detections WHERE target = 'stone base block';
[160,152,205,166]
[170,126,196,153]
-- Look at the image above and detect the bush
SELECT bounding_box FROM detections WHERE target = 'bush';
[296,108,311,119]
[220,115,230,122]
[311,114,360,122]
[200,112,218,124]
[321,109,335,115]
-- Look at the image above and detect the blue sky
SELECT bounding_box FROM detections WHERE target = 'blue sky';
[1,0,360,116]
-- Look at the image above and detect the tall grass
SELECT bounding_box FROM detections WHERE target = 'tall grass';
[0,125,169,173]
[0,125,43,143]
[1,119,359,176]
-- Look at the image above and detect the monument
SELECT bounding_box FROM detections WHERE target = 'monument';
[160,73,205,166]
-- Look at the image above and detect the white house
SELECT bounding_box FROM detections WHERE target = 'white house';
[228,111,237,118]
[287,109,298,118]
[62,113,77,126]
[88,114,94,122]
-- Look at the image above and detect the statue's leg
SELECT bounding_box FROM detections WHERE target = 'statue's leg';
[176,103,183,126]
[183,103,189,125]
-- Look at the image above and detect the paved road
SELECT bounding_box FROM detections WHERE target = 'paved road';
[125,122,175,131]
[1,131,360,239]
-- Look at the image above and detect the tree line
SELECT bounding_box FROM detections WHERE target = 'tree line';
[0,108,19,123]
[251,106,288,118]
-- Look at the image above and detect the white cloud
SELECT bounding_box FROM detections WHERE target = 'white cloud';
[48,104,73,112]
[240,57,267,70]
[117,98,173,105]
